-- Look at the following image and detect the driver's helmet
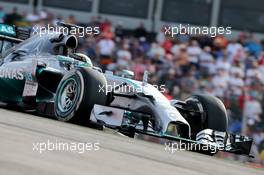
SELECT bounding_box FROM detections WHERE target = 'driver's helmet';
[120,70,134,79]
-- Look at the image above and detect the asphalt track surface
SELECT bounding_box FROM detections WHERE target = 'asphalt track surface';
[0,108,263,175]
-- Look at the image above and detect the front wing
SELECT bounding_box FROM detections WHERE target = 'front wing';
[90,105,253,157]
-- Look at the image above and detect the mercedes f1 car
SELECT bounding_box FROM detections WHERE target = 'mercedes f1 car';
[0,23,253,157]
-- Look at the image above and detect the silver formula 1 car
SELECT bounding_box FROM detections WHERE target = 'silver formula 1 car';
[0,22,253,157]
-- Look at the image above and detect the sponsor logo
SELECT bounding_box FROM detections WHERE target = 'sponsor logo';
[0,24,16,36]
[0,68,24,80]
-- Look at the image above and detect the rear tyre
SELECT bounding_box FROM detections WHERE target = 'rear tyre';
[55,67,107,124]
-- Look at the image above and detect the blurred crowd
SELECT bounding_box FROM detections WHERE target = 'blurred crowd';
[1,7,264,164]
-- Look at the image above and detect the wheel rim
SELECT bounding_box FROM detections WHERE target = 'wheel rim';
[57,78,79,115]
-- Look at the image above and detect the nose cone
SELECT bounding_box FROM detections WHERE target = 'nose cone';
[156,104,191,138]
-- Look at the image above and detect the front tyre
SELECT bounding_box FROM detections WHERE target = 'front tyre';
[186,94,228,132]
[185,94,228,155]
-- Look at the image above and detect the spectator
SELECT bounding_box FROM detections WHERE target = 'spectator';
[180,70,198,98]
[66,14,76,24]
[97,35,115,70]
[132,57,146,80]
[175,44,189,75]
[212,67,229,98]
[134,22,147,38]
[130,39,144,58]
[116,43,132,69]
[148,42,165,61]
[26,9,40,22]
[84,37,97,60]
[156,26,166,44]
[228,69,244,97]
[4,7,22,25]
[200,46,215,75]
[245,34,262,57]
[139,37,150,53]
[187,40,202,66]
[171,40,181,56]
[226,39,243,63]
[246,61,262,85]
[115,22,125,39]
[0,6,5,23]
[244,95,262,126]
[161,38,173,54]
[216,52,231,71]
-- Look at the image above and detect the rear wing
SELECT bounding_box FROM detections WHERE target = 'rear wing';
[0,23,31,43]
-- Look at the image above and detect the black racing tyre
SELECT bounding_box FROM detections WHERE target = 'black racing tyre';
[186,94,228,132]
[54,67,107,124]
[185,94,228,156]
